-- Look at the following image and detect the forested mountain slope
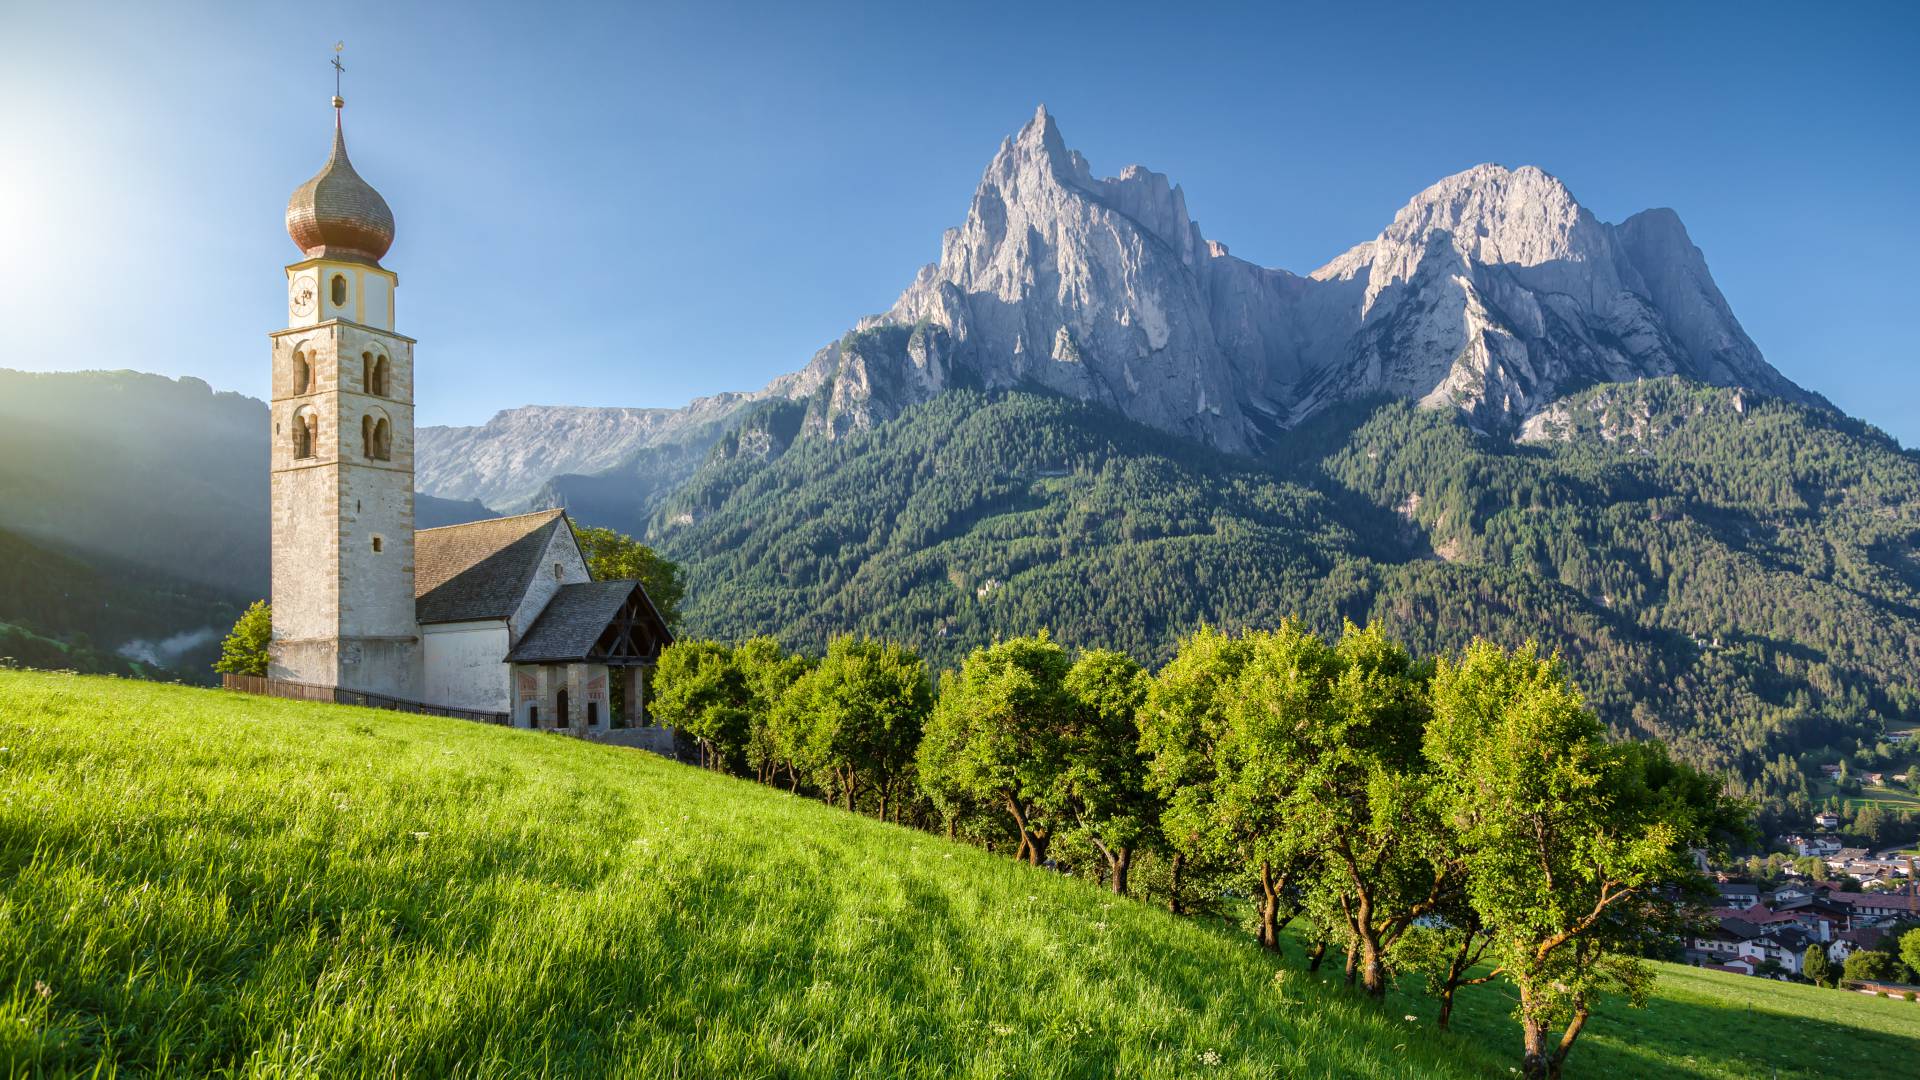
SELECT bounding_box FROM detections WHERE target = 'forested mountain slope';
[653,378,1920,817]
[0,369,268,594]
[0,526,242,679]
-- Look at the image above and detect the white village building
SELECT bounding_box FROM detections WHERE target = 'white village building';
[265,91,671,733]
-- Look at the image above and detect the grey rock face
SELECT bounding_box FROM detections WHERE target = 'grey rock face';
[417,107,1821,504]
[416,393,764,511]
[877,109,1817,445]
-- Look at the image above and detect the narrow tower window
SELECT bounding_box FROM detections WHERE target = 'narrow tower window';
[370,354,389,397]
[292,408,316,459]
[362,414,374,459]
[292,349,311,395]
[330,274,348,307]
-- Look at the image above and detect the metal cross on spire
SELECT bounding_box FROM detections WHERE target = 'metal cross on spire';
[331,42,346,102]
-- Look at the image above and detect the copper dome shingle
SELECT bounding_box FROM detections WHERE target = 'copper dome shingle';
[285,103,394,266]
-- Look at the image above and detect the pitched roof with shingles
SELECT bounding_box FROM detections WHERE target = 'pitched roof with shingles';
[414,509,567,625]
[506,580,642,662]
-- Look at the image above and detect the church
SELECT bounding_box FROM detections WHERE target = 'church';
[266,89,672,735]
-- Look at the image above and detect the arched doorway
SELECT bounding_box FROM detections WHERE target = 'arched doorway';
[555,688,570,728]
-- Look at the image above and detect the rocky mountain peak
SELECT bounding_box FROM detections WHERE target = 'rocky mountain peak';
[419,109,1827,507]
[867,112,1817,447]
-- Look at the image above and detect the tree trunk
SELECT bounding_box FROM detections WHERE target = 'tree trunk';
[1111,847,1131,896]
[843,773,857,812]
[1547,1009,1589,1079]
[1359,936,1386,998]
[1167,851,1186,915]
[1435,931,1476,1030]
[946,816,956,841]
[1519,984,1550,1080]
[1343,942,1357,985]
[1005,796,1037,865]
[1307,940,1328,972]
[1028,828,1049,867]
[786,765,800,793]
[1352,889,1387,999]
[1257,860,1282,952]
[877,787,889,823]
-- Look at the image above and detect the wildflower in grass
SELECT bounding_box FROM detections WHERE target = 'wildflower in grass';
[992,1024,1014,1037]
[1405,1014,1418,1022]
[411,831,429,839]
[1198,1049,1221,1066]
[1091,921,1108,931]
[34,981,51,998]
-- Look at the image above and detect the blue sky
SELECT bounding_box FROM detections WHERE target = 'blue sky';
[3,1,1916,439]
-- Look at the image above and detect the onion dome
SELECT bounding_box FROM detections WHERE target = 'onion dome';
[285,97,395,266]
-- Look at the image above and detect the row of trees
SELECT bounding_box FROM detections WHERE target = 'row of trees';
[651,622,1747,1080]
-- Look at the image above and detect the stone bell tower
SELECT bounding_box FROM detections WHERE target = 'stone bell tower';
[268,90,420,697]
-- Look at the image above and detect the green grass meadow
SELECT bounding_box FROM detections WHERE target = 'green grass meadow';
[3,671,1918,1078]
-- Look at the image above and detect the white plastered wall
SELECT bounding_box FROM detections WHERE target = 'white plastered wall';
[421,620,512,712]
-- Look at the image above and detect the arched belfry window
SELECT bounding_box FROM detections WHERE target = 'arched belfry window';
[292,348,312,395]
[363,410,392,462]
[292,407,317,460]
[366,352,390,397]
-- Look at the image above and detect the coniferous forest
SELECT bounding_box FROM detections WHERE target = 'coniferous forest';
[648,378,1920,830]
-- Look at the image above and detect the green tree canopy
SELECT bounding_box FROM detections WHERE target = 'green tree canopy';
[1901,928,1920,979]
[1059,648,1155,895]
[1258,623,1439,998]
[1138,625,1307,952]
[916,632,1074,865]
[1842,949,1900,984]
[781,636,931,818]
[1425,640,1745,1080]
[212,600,272,678]
[574,524,685,629]
[650,639,748,771]
[733,636,812,786]
[1802,943,1833,987]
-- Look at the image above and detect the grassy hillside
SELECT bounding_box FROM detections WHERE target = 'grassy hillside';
[4,673,1917,1077]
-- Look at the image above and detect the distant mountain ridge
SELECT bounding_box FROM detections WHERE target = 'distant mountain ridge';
[417,106,1821,507]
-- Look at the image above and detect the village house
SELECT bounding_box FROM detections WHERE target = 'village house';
[1827,926,1889,965]
[1689,881,1920,981]
[1814,811,1842,830]
[1738,925,1811,977]
[1780,835,1844,858]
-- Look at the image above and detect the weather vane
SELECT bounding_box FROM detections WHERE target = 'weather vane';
[332,41,346,101]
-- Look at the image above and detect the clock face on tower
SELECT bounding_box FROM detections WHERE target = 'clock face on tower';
[289,273,317,317]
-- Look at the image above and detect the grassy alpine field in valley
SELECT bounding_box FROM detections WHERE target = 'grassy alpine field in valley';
[3,672,1918,1078]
